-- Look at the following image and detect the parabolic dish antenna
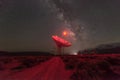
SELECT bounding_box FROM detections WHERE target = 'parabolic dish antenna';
[52,35,72,54]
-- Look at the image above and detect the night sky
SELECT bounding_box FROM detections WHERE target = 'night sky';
[0,0,120,53]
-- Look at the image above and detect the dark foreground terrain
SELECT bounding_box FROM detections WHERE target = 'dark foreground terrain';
[0,54,120,80]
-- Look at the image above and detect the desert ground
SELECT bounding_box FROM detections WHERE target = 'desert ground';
[0,54,120,80]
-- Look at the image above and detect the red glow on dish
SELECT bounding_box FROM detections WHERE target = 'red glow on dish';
[52,35,71,47]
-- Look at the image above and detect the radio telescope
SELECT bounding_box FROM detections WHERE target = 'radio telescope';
[52,35,72,54]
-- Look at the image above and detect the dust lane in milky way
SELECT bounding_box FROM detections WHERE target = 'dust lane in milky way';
[0,0,120,52]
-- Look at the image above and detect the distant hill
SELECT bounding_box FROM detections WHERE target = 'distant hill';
[78,42,120,54]
[96,42,120,49]
[0,51,54,56]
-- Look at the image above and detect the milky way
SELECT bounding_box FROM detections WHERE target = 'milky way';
[44,0,93,51]
[0,0,120,52]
